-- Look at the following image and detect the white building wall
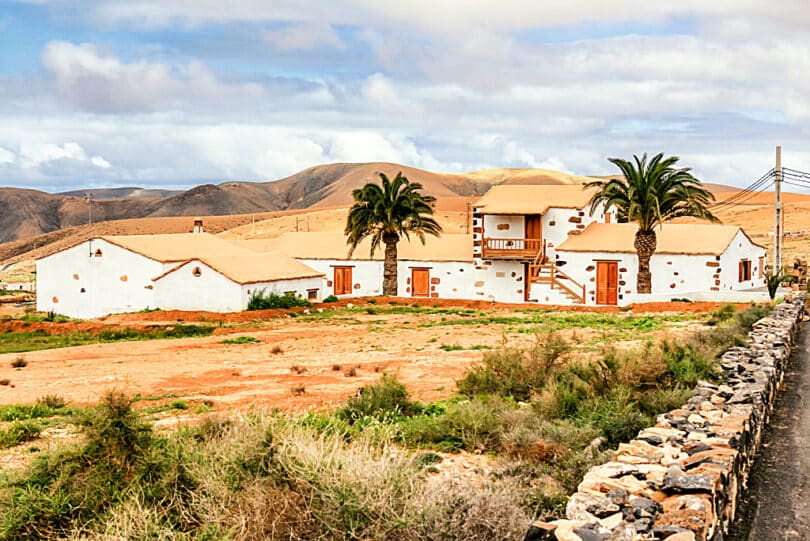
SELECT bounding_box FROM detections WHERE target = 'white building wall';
[482,214,524,240]
[543,204,610,261]
[718,231,768,291]
[36,239,161,318]
[472,260,527,303]
[298,258,474,299]
[557,232,768,306]
[154,261,243,312]
[242,277,325,306]
[299,259,384,297]
[399,261,475,299]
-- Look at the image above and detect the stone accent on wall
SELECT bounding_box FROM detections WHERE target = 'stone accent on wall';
[524,294,805,541]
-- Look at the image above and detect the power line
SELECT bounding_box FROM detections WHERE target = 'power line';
[710,169,776,210]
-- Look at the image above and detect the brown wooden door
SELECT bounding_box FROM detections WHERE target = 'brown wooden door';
[525,215,542,241]
[411,268,430,297]
[596,261,618,305]
[333,266,352,295]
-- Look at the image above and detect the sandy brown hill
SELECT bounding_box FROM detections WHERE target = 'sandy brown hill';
[0,163,586,245]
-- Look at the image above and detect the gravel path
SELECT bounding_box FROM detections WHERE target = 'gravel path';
[728,323,810,540]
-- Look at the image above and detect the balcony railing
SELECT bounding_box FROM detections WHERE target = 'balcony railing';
[481,237,543,259]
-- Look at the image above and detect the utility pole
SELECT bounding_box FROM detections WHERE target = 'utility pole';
[85,193,94,257]
[774,146,783,274]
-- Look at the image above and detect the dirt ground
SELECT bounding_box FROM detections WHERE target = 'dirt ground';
[0,298,736,413]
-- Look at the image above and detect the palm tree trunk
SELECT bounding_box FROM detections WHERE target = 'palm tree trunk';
[634,229,657,294]
[382,234,399,296]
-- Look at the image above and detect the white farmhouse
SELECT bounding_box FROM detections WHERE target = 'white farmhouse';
[240,233,475,299]
[555,223,768,305]
[36,233,323,318]
[471,185,615,304]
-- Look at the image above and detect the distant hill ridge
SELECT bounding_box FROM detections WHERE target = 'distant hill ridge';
[0,162,589,244]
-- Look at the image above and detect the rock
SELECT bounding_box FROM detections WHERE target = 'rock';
[662,467,715,494]
[523,521,557,541]
[668,533,697,541]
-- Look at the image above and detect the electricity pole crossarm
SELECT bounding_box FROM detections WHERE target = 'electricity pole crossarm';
[774,147,783,274]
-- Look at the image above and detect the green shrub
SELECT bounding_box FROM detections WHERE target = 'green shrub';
[247,289,311,310]
[457,330,570,401]
[340,374,420,422]
[402,396,513,452]
[0,420,42,448]
[322,295,339,303]
[766,272,791,299]
[221,335,260,344]
[662,342,716,385]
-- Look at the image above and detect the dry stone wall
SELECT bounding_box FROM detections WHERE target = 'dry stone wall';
[525,293,806,541]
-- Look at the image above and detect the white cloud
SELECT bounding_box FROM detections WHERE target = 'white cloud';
[263,22,346,51]
[0,147,15,165]
[41,41,267,113]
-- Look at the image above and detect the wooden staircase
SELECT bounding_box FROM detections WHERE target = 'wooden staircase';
[528,256,586,304]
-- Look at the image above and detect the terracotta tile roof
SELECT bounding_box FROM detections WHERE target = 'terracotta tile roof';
[236,232,474,262]
[474,185,597,214]
[556,223,765,255]
[100,233,323,284]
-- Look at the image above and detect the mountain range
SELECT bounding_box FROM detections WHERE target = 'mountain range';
[0,162,588,245]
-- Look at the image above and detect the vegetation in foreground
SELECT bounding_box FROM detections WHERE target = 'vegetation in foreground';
[0,304,769,540]
[0,324,214,355]
[247,290,311,310]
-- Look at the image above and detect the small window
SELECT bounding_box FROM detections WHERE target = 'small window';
[73,274,79,280]
[94,248,103,257]
[307,288,319,300]
[738,259,752,282]
[192,266,202,277]
[52,296,59,303]
[120,275,128,282]
[80,288,86,293]
[284,291,296,297]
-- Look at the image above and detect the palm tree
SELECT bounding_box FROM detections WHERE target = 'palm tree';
[345,172,442,296]
[586,153,718,294]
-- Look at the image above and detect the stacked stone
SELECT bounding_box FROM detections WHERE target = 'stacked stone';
[525,293,806,541]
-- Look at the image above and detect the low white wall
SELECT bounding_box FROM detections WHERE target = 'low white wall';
[36,239,160,318]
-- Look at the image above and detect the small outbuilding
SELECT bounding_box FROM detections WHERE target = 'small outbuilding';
[555,223,768,305]
[36,233,324,318]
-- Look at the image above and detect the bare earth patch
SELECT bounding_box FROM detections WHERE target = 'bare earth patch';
[0,299,725,413]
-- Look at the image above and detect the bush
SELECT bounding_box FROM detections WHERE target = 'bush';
[11,356,27,368]
[340,374,420,423]
[402,396,512,452]
[0,420,42,448]
[247,289,311,310]
[221,336,260,344]
[662,341,716,385]
[322,295,339,303]
[457,330,570,401]
[766,272,791,299]
[37,394,67,409]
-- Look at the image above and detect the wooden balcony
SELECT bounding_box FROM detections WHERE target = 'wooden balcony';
[481,237,543,259]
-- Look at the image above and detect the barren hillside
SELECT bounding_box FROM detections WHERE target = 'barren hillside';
[0,163,586,244]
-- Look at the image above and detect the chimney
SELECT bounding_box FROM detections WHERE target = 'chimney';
[193,218,204,234]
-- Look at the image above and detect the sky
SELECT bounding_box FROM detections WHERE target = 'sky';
[1,1,810,193]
